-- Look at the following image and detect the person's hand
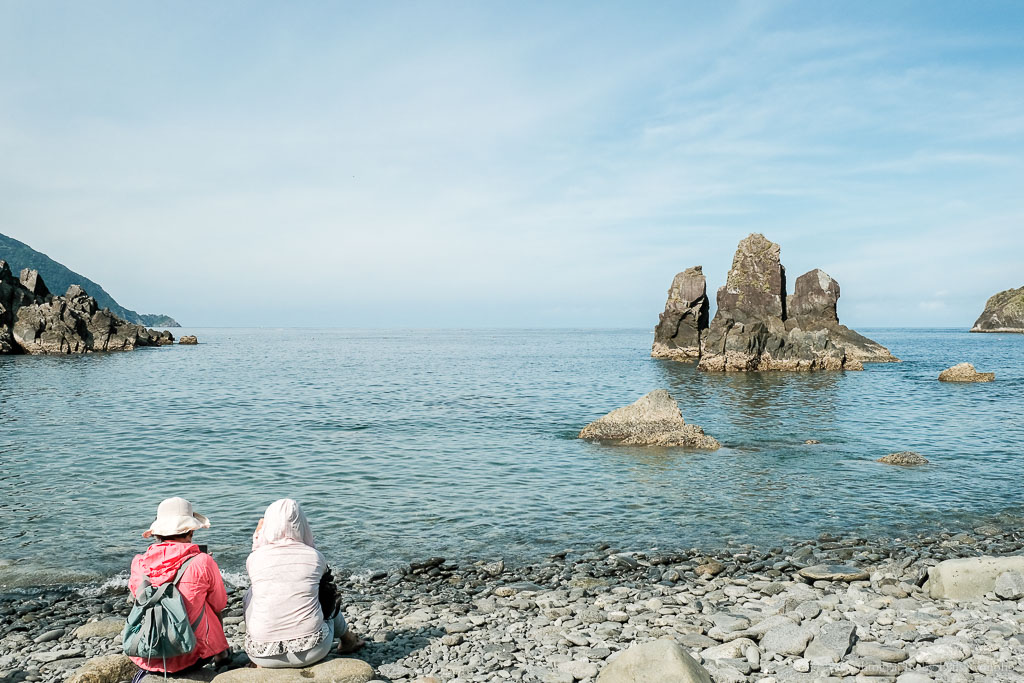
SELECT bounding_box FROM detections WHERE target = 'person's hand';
[255,518,264,535]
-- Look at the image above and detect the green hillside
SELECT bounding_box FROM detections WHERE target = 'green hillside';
[0,232,179,327]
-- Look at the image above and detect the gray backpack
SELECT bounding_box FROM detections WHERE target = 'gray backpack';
[122,555,206,662]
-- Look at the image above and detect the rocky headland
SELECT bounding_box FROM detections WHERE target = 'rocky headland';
[0,232,179,328]
[970,287,1024,334]
[652,234,898,372]
[0,262,174,354]
[4,526,1024,683]
[578,389,720,450]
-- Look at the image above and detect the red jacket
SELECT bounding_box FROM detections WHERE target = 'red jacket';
[128,542,229,673]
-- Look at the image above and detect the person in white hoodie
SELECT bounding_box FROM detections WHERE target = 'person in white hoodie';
[243,499,363,668]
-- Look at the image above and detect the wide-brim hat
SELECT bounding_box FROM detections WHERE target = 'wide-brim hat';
[142,497,211,538]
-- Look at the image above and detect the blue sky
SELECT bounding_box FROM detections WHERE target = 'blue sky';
[1,1,1022,327]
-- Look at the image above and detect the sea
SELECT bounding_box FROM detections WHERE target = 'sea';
[1,328,1022,589]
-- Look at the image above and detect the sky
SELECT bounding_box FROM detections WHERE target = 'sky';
[1,1,1022,328]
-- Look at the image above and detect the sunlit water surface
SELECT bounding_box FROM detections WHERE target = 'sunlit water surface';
[1,328,1022,587]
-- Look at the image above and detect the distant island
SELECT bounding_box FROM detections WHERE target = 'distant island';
[971,286,1024,333]
[0,232,179,327]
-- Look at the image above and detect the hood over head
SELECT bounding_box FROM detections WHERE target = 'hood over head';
[253,498,315,550]
[139,542,201,586]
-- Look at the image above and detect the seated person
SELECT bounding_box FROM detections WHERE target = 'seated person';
[243,499,363,668]
[128,497,229,678]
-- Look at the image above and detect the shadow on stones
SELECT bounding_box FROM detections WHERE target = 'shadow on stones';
[354,625,445,669]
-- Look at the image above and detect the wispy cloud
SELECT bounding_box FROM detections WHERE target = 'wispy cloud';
[0,1,1021,327]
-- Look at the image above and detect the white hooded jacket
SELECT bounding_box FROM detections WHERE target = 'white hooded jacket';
[244,499,327,643]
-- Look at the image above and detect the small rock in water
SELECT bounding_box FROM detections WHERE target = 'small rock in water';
[578,389,721,450]
[179,335,199,345]
[938,362,994,382]
[804,439,821,444]
[877,451,929,466]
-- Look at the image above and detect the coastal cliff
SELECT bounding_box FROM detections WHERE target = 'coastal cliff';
[0,261,173,354]
[652,234,897,371]
[970,286,1024,333]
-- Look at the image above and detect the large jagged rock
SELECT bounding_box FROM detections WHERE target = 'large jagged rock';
[696,234,897,371]
[971,286,1024,333]
[579,389,720,449]
[938,362,994,383]
[0,265,173,354]
[651,266,709,361]
[596,639,712,682]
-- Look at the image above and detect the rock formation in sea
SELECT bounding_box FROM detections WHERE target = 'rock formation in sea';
[652,233,897,371]
[578,389,720,449]
[970,286,1024,333]
[0,262,173,354]
[877,451,930,466]
[651,266,709,361]
[179,335,199,345]
[938,362,994,383]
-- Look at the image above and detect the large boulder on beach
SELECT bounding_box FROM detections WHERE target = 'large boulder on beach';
[211,657,374,682]
[927,556,1024,601]
[596,639,712,683]
[938,362,994,382]
[67,655,138,683]
[579,389,720,449]
[971,286,1024,333]
[651,266,709,361]
[696,234,897,372]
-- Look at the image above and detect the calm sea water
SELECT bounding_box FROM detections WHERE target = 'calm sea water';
[1,328,1022,587]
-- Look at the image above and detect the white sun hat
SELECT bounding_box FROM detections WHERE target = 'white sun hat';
[142,497,211,538]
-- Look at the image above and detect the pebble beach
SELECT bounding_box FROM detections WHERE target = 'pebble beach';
[4,524,1024,683]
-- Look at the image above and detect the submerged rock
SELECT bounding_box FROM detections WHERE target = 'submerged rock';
[0,265,173,354]
[971,286,1024,333]
[696,234,897,372]
[578,389,720,449]
[938,362,994,382]
[651,266,709,361]
[877,451,930,466]
[596,639,712,683]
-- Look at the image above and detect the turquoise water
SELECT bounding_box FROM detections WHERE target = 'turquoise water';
[1,328,1022,586]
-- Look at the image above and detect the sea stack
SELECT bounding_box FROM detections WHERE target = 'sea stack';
[971,286,1024,333]
[652,234,896,371]
[651,266,709,361]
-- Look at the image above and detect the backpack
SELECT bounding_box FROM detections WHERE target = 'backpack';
[122,555,206,662]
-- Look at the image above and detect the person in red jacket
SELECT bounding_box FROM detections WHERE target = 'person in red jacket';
[128,497,230,677]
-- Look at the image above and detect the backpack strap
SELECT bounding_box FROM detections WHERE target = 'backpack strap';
[171,555,198,586]
[171,554,207,631]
